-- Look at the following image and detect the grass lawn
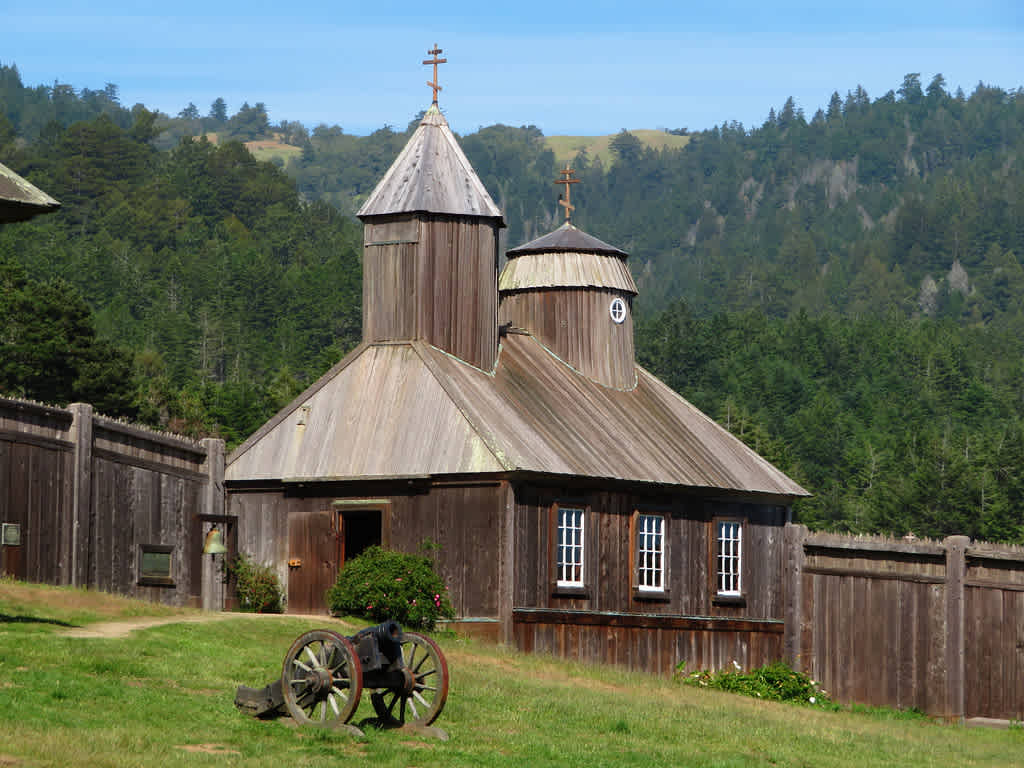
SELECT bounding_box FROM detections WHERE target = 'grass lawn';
[1,581,1022,767]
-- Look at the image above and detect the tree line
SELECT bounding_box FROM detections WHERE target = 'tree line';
[2,64,1023,540]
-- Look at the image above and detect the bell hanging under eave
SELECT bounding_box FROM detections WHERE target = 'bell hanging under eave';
[203,525,228,556]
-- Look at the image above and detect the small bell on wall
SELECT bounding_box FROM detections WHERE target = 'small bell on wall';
[203,525,228,557]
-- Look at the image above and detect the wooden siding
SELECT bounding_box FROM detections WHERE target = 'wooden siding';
[364,217,418,342]
[499,289,635,389]
[418,216,499,371]
[362,215,499,371]
[228,481,507,617]
[498,251,637,294]
[513,614,783,676]
[512,484,788,675]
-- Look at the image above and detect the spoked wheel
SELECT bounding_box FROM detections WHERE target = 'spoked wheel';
[371,631,449,727]
[282,630,363,727]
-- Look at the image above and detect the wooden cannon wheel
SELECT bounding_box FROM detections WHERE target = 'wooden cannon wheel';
[370,631,449,727]
[281,630,363,727]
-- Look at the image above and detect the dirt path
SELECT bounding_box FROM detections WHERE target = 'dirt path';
[61,613,348,639]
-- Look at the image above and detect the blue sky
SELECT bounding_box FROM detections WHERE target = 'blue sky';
[6,0,1022,136]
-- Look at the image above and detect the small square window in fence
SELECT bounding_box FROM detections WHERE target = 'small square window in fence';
[139,544,174,586]
[2,523,21,547]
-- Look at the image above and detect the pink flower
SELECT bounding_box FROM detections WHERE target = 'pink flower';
[366,604,373,610]
[395,577,403,582]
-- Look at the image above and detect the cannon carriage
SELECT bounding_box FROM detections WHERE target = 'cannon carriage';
[236,621,449,732]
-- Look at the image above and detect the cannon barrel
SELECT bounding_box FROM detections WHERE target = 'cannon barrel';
[351,620,404,670]
[354,620,403,647]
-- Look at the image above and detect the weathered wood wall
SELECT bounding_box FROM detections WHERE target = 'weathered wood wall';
[363,214,499,371]
[499,289,635,389]
[227,479,508,616]
[0,397,224,607]
[0,399,74,584]
[512,483,788,675]
[786,527,1024,722]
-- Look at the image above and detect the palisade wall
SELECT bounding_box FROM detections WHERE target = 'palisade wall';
[0,397,225,608]
[784,525,1024,721]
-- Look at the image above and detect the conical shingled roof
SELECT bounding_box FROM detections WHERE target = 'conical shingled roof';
[499,221,637,294]
[505,221,627,258]
[357,104,504,223]
[0,161,60,223]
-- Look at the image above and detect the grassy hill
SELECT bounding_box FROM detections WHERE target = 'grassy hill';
[545,129,691,167]
[1,581,1022,767]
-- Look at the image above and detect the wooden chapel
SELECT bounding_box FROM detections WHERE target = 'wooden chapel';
[225,48,807,675]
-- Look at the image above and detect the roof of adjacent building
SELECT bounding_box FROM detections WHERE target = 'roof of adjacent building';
[226,334,808,499]
[505,221,627,258]
[0,161,60,223]
[356,104,504,223]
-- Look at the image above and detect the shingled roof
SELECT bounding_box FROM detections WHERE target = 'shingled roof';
[0,161,60,223]
[505,221,627,258]
[226,334,808,499]
[356,104,504,223]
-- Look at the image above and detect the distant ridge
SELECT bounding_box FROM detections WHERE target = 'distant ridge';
[545,130,691,167]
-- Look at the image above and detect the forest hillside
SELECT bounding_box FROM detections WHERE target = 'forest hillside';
[1,64,1022,540]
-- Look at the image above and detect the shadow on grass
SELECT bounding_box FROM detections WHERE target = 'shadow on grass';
[0,612,78,628]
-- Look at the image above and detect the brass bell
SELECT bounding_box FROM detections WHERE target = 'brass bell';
[203,525,228,556]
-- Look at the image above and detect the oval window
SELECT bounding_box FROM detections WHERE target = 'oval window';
[609,297,627,324]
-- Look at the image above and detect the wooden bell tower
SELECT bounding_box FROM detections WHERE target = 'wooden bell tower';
[357,46,505,371]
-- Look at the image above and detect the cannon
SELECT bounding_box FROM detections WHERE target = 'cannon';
[235,621,449,732]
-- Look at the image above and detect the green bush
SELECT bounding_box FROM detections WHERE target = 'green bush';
[222,553,284,613]
[325,545,454,630]
[677,660,836,709]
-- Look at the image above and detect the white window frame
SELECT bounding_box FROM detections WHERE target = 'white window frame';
[555,506,585,588]
[635,513,665,592]
[609,297,627,324]
[716,520,743,597]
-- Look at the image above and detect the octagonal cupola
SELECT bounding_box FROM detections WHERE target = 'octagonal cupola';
[499,168,638,389]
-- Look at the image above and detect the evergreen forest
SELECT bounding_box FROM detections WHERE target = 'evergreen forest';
[1,63,1023,541]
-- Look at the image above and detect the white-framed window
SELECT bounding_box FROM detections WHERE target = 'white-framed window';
[716,520,742,596]
[609,297,627,324]
[556,506,585,587]
[635,513,665,591]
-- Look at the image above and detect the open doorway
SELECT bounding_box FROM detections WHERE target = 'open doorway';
[338,508,383,566]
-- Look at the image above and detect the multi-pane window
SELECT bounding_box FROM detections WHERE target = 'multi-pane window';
[556,507,585,587]
[636,514,665,591]
[716,521,742,596]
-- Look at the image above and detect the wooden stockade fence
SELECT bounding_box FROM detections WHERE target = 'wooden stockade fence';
[784,525,1024,722]
[4,394,1024,721]
[0,396,225,609]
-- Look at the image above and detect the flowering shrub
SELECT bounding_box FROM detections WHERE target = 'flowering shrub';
[222,553,284,613]
[325,545,455,630]
[676,660,835,709]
